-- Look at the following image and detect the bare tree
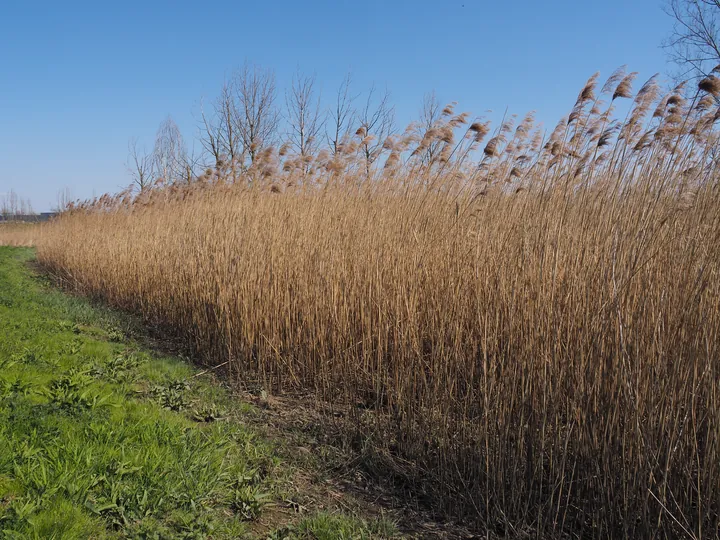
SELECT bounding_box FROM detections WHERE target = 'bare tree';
[54,187,73,213]
[7,190,19,216]
[358,85,396,175]
[663,0,720,80]
[326,72,357,155]
[285,70,324,160]
[200,81,243,180]
[199,98,224,170]
[0,190,35,219]
[233,63,280,166]
[19,197,33,216]
[153,116,187,184]
[127,138,154,192]
[179,142,204,184]
[418,91,443,165]
[0,191,13,218]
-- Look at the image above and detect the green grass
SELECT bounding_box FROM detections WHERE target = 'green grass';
[0,247,398,539]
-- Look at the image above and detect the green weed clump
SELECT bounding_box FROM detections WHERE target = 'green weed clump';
[0,248,290,538]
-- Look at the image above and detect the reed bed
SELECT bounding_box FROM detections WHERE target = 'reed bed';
[5,69,720,537]
[0,222,41,246]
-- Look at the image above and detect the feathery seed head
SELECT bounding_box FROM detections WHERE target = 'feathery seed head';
[612,72,638,101]
[696,94,716,111]
[601,66,627,94]
[575,72,600,106]
[699,76,720,97]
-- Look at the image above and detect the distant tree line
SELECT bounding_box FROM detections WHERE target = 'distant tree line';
[0,187,74,219]
[126,62,403,191]
[0,189,34,218]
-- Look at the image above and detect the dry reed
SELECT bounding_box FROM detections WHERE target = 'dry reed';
[4,70,720,538]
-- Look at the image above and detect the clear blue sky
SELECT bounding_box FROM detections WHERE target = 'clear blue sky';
[1,0,672,211]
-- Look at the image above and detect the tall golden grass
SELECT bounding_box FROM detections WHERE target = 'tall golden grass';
[4,70,720,537]
[0,222,39,247]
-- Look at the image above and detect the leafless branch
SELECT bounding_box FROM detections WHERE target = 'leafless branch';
[153,116,188,184]
[285,69,325,161]
[232,63,280,167]
[418,91,443,166]
[127,138,153,192]
[663,0,720,81]
[327,72,358,155]
[358,84,396,175]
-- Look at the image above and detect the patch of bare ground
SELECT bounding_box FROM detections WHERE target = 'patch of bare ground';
[228,387,484,539]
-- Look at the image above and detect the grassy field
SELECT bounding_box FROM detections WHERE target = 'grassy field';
[3,71,720,538]
[0,246,399,539]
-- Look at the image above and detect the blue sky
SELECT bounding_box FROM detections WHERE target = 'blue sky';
[1,0,672,211]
